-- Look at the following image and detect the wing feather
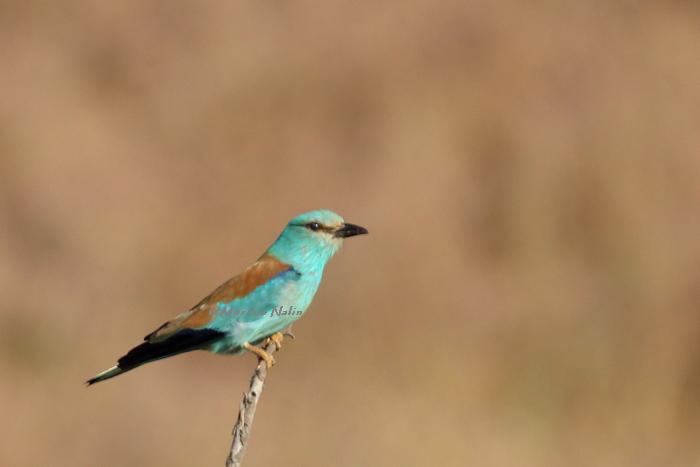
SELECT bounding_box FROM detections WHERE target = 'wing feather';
[146,254,294,342]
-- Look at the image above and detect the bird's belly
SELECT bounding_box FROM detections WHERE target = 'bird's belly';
[209,311,302,354]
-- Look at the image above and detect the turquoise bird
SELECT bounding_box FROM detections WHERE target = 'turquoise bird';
[87,209,367,385]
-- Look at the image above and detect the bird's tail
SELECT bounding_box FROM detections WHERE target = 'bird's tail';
[86,328,225,386]
[86,366,125,385]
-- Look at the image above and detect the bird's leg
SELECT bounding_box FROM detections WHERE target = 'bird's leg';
[264,332,285,349]
[243,342,276,368]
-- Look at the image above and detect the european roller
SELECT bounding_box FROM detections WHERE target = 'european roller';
[87,209,367,385]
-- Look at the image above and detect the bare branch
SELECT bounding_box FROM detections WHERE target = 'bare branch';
[225,338,280,467]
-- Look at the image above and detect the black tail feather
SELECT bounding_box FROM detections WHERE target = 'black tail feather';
[87,328,225,385]
[118,328,225,370]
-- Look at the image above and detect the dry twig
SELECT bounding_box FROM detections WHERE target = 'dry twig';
[226,332,290,467]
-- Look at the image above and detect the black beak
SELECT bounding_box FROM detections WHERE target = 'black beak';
[334,222,369,238]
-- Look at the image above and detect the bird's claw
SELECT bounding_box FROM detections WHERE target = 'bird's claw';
[243,342,276,368]
[265,332,285,349]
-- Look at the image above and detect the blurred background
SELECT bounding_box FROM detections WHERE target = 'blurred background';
[1,1,700,466]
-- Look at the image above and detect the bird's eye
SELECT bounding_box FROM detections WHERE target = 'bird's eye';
[306,222,321,231]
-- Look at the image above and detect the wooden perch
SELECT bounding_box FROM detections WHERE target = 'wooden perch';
[226,332,290,467]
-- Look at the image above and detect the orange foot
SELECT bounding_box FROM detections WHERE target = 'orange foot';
[243,342,275,368]
[265,332,285,349]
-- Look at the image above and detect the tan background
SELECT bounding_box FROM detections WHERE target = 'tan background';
[2,2,700,466]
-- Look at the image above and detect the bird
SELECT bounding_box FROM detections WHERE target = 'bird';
[87,209,367,385]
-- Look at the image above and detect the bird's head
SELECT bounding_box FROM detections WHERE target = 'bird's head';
[267,209,368,273]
